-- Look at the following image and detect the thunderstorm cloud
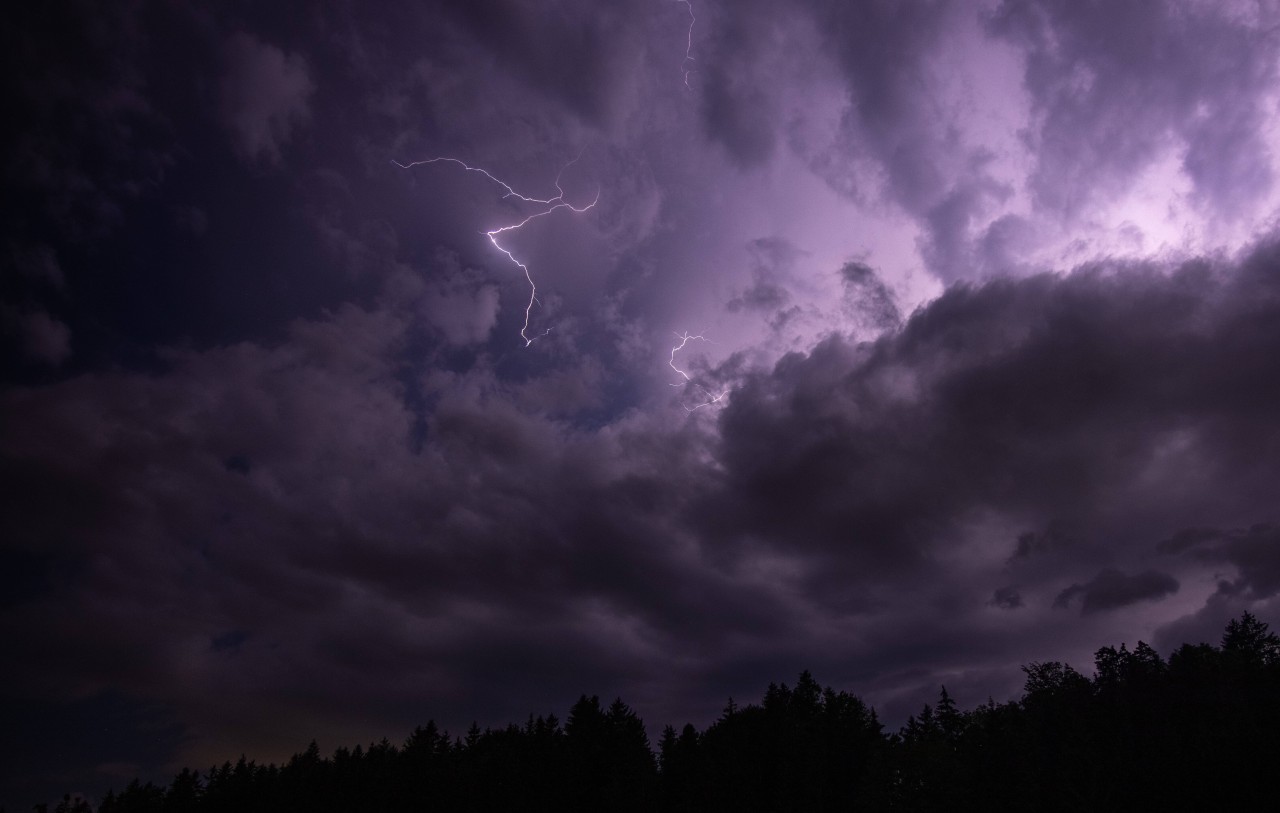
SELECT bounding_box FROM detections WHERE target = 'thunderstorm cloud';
[4,0,1280,806]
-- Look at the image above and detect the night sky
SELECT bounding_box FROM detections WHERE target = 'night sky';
[5,0,1280,805]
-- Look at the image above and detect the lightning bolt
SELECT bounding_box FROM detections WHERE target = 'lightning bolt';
[661,3,730,413]
[673,0,696,89]
[669,331,728,411]
[393,154,598,346]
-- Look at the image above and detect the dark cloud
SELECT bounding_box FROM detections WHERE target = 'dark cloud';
[7,235,1280,804]
[727,238,800,314]
[714,249,1280,573]
[727,280,789,314]
[991,586,1023,610]
[918,172,1013,282]
[695,2,793,169]
[1009,519,1080,562]
[7,1,1280,808]
[839,262,900,332]
[1053,569,1180,615]
[804,0,955,208]
[434,0,648,127]
[700,66,778,168]
[1160,523,1280,600]
[977,214,1040,274]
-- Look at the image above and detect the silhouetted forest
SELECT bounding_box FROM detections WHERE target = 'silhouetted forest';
[20,614,1280,812]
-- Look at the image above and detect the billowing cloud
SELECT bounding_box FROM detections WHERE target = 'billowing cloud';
[7,1,1280,808]
[7,240,1280,783]
[713,249,1280,579]
[990,0,1280,222]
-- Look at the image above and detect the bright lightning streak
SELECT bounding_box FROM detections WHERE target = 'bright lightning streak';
[668,330,707,382]
[669,331,728,411]
[673,0,696,88]
[393,155,598,346]
[662,3,729,413]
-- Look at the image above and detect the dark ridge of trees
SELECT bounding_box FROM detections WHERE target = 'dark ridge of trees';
[29,613,1280,812]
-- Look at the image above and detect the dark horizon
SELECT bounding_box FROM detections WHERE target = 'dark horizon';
[6,0,1280,808]
[19,613,1280,811]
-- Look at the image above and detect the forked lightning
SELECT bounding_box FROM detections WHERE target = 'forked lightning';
[393,155,598,346]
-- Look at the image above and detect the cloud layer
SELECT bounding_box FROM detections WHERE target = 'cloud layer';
[5,0,1280,806]
[7,240,1280,790]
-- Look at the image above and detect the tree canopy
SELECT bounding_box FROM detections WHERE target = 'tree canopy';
[20,614,1280,812]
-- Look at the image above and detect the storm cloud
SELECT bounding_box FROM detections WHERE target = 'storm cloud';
[1054,569,1180,615]
[5,0,1280,807]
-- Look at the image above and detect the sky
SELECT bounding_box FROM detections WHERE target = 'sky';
[5,0,1280,804]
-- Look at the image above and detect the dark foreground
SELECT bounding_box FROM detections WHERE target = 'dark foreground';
[24,614,1280,812]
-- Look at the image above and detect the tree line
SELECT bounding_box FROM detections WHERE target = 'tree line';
[25,613,1280,812]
